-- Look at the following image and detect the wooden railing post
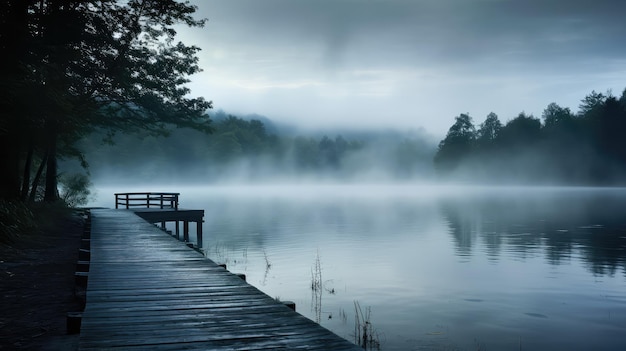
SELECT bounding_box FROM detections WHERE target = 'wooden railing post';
[115,192,180,209]
[113,192,202,251]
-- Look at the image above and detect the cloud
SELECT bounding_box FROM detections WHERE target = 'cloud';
[182,0,626,135]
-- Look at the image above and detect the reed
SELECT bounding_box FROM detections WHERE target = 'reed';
[311,250,322,292]
[353,301,381,350]
[263,249,272,269]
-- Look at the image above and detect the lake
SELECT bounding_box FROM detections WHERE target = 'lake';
[91,184,626,350]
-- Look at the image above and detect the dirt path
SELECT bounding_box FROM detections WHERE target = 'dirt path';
[0,209,85,350]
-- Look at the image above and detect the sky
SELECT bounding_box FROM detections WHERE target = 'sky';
[177,0,626,137]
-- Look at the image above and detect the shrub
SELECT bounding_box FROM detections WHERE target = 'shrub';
[59,173,93,207]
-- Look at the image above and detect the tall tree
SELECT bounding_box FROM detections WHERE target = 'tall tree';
[542,103,574,130]
[578,90,606,117]
[499,112,541,148]
[434,113,476,173]
[540,103,584,182]
[0,0,213,202]
[0,1,31,200]
[476,112,502,149]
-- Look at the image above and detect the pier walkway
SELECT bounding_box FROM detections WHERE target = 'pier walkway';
[78,208,360,350]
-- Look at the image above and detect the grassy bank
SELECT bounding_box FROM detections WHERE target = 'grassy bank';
[0,201,84,349]
[0,200,75,246]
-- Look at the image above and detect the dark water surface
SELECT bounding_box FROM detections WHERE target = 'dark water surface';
[94,185,626,350]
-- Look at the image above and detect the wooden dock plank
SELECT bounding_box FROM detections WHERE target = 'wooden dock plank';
[79,209,360,350]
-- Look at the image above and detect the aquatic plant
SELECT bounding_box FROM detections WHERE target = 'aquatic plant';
[311,250,322,292]
[339,307,348,324]
[353,301,381,350]
[263,249,272,269]
[205,241,249,267]
[261,249,272,286]
[310,250,323,323]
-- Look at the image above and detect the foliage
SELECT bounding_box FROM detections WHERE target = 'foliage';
[0,0,211,202]
[434,113,476,173]
[0,199,76,245]
[71,113,436,182]
[59,173,93,207]
[353,301,381,351]
[0,200,36,244]
[476,112,501,147]
[434,87,626,184]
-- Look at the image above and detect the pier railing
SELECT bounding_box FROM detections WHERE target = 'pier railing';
[115,192,179,210]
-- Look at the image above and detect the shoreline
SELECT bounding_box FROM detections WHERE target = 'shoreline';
[0,208,84,350]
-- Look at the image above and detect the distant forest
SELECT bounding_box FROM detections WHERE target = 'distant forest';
[435,88,626,184]
[75,110,436,183]
[77,88,626,185]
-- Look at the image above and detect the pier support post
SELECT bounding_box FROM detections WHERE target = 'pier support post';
[76,261,90,272]
[66,312,82,334]
[75,272,88,287]
[183,221,189,242]
[196,221,203,248]
[79,249,90,261]
[282,301,296,311]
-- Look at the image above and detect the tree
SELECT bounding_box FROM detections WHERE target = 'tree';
[540,103,586,182]
[434,113,476,173]
[0,1,31,200]
[542,103,574,129]
[292,137,320,170]
[476,112,502,148]
[578,90,606,117]
[431,87,626,184]
[210,132,243,162]
[318,136,339,169]
[499,112,541,148]
[0,0,213,202]
[620,88,626,110]
[592,97,626,167]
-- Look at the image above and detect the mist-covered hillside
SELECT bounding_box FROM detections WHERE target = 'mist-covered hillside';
[68,112,438,184]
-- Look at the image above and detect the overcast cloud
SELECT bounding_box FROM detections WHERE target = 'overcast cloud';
[179,0,626,136]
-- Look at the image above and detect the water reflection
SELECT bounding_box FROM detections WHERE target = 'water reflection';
[440,188,626,276]
[92,185,626,350]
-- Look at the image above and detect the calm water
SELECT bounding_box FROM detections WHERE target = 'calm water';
[92,185,626,350]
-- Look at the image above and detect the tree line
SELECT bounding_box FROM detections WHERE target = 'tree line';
[0,0,212,203]
[76,111,436,182]
[434,89,626,184]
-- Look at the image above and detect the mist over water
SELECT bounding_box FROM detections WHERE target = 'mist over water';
[9,0,626,348]
[90,184,626,351]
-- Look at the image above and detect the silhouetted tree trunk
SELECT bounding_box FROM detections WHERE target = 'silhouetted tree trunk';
[43,118,58,202]
[0,137,21,200]
[1,0,213,204]
[20,140,34,200]
[0,0,29,201]
[29,152,48,203]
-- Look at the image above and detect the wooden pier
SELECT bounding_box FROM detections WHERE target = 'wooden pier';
[115,192,205,247]
[78,207,360,350]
